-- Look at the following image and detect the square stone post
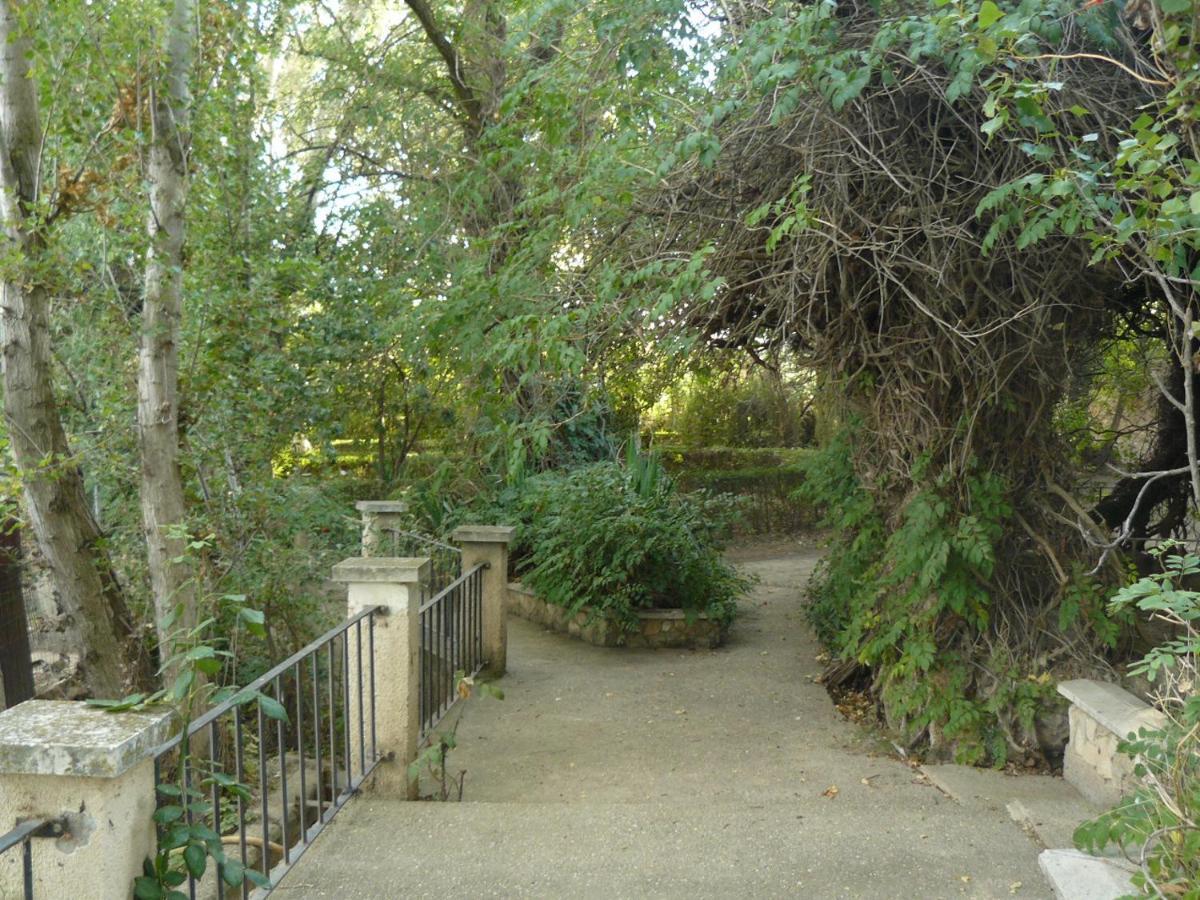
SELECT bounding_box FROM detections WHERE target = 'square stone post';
[332,556,429,799]
[355,500,408,557]
[452,526,516,677]
[0,701,174,900]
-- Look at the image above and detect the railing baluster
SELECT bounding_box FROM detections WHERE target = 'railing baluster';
[440,591,447,720]
[234,706,249,900]
[295,661,307,845]
[153,755,163,850]
[327,642,337,801]
[275,676,290,864]
[356,619,366,778]
[311,652,322,824]
[369,612,377,762]
[22,831,32,900]
[184,734,197,900]
[210,720,223,888]
[341,630,351,791]
[258,702,269,885]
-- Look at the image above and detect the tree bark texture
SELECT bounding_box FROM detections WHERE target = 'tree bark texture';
[140,0,198,652]
[0,515,33,708]
[0,0,136,697]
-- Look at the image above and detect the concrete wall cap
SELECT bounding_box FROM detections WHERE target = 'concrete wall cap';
[0,700,174,778]
[333,557,430,584]
[453,525,516,544]
[1058,678,1167,738]
[355,500,408,514]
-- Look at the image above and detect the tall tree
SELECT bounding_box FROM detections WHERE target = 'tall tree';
[140,0,199,653]
[0,0,138,697]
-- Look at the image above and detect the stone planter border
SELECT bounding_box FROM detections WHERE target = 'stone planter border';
[507,582,728,649]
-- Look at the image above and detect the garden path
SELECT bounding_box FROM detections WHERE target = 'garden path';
[275,540,1054,898]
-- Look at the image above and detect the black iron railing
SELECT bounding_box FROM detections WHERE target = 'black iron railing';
[419,564,485,736]
[0,818,64,900]
[384,528,462,594]
[148,605,382,897]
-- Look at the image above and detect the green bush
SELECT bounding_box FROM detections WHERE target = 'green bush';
[503,450,749,630]
[656,447,817,534]
[796,430,1067,765]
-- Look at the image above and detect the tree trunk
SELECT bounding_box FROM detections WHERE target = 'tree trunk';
[0,0,138,698]
[140,0,198,658]
[0,515,33,708]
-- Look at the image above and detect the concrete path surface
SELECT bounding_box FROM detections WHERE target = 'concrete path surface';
[276,543,1055,899]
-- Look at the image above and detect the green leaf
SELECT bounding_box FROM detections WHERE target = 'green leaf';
[183,843,207,879]
[245,869,271,888]
[238,607,267,636]
[133,876,164,900]
[194,657,223,676]
[222,858,246,886]
[257,692,290,723]
[1189,192,1200,215]
[981,116,1005,137]
[153,805,184,825]
[169,669,194,702]
[977,0,1003,29]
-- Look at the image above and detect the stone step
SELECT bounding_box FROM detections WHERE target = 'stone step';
[1039,849,1137,900]
[920,763,1105,850]
[274,797,1052,899]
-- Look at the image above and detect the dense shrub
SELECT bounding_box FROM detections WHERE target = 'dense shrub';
[501,451,748,630]
[648,368,815,450]
[796,430,1101,765]
[663,447,817,534]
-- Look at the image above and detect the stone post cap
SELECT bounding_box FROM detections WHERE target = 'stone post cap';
[355,500,408,514]
[1057,679,1166,737]
[0,701,174,778]
[452,525,516,544]
[332,556,430,584]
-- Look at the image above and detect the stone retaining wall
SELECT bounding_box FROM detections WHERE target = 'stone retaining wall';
[1058,678,1166,807]
[507,583,728,649]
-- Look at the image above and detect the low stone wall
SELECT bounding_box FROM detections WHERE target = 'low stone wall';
[1058,678,1166,807]
[507,583,728,649]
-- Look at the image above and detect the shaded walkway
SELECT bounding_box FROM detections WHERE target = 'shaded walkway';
[276,545,1052,898]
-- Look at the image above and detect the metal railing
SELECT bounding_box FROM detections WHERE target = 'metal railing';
[384,528,461,594]
[419,563,485,736]
[148,606,382,898]
[0,818,63,900]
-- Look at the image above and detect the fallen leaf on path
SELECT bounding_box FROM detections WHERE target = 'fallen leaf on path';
[1009,882,1022,894]
[821,785,839,799]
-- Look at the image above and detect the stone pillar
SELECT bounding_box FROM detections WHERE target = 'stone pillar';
[452,526,515,677]
[0,701,173,900]
[355,501,408,557]
[332,556,429,799]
